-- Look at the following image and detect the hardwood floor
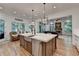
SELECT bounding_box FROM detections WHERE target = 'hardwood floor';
[0,38,79,56]
[0,41,31,56]
[53,38,79,56]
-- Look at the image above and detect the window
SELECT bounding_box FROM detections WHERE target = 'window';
[0,20,4,39]
[12,22,25,33]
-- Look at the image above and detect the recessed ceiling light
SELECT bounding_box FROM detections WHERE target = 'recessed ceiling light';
[43,11,45,14]
[37,12,40,14]
[13,11,16,14]
[53,5,56,8]
[35,15,37,16]
[28,17,32,19]
[0,7,3,10]
[23,14,26,16]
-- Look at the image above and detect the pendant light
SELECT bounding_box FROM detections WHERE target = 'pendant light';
[32,9,34,25]
[43,3,46,20]
[31,9,36,35]
[53,5,56,8]
[53,0,56,8]
[43,3,47,24]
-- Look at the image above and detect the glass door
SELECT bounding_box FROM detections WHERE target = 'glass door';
[0,20,4,39]
[63,16,72,35]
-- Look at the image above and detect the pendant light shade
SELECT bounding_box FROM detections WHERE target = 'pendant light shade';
[42,3,47,24]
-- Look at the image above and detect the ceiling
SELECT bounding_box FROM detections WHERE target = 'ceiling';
[0,3,79,21]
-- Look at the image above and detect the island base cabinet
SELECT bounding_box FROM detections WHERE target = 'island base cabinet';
[27,41,32,54]
[20,35,25,47]
[42,38,56,56]
[20,35,32,54]
[20,35,57,56]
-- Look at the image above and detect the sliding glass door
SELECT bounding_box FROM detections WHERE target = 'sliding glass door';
[62,16,72,35]
[0,20,4,39]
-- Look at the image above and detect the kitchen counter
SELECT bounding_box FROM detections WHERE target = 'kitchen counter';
[73,29,79,52]
[74,29,79,37]
[20,33,33,37]
[74,32,79,37]
[30,33,57,42]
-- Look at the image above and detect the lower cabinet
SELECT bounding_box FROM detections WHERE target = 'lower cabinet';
[42,38,56,56]
[20,35,32,54]
[27,41,32,54]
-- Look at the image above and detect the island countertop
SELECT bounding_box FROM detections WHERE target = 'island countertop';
[30,33,57,42]
[19,33,33,37]
[74,29,79,37]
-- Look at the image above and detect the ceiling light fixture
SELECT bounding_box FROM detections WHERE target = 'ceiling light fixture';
[0,6,3,10]
[32,9,34,22]
[43,3,46,19]
[53,0,56,9]
[42,3,48,24]
[13,11,16,14]
[23,14,26,16]
[35,15,37,17]
[53,5,56,8]
[31,9,36,35]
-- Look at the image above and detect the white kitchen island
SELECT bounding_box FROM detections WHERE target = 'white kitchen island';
[19,33,57,56]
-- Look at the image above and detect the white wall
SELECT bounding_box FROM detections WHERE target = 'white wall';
[0,12,28,42]
[48,8,79,45]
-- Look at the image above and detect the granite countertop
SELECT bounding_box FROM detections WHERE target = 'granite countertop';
[12,34,18,37]
[19,33,57,42]
[19,33,33,37]
[74,32,79,37]
[30,33,57,42]
[74,29,79,37]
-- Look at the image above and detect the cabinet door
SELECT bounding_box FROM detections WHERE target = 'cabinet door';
[24,41,28,50]
[20,36,25,47]
[27,42,32,54]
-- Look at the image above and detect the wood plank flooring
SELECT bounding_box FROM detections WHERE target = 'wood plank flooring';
[53,38,79,56]
[0,41,31,56]
[0,38,79,56]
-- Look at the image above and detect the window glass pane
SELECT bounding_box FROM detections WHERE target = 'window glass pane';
[12,22,18,32]
[25,24,31,32]
[12,22,25,33]
[0,20,4,39]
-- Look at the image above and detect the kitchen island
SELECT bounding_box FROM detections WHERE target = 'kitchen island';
[19,33,57,56]
[19,33,33,54]
[73,29,79,52]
